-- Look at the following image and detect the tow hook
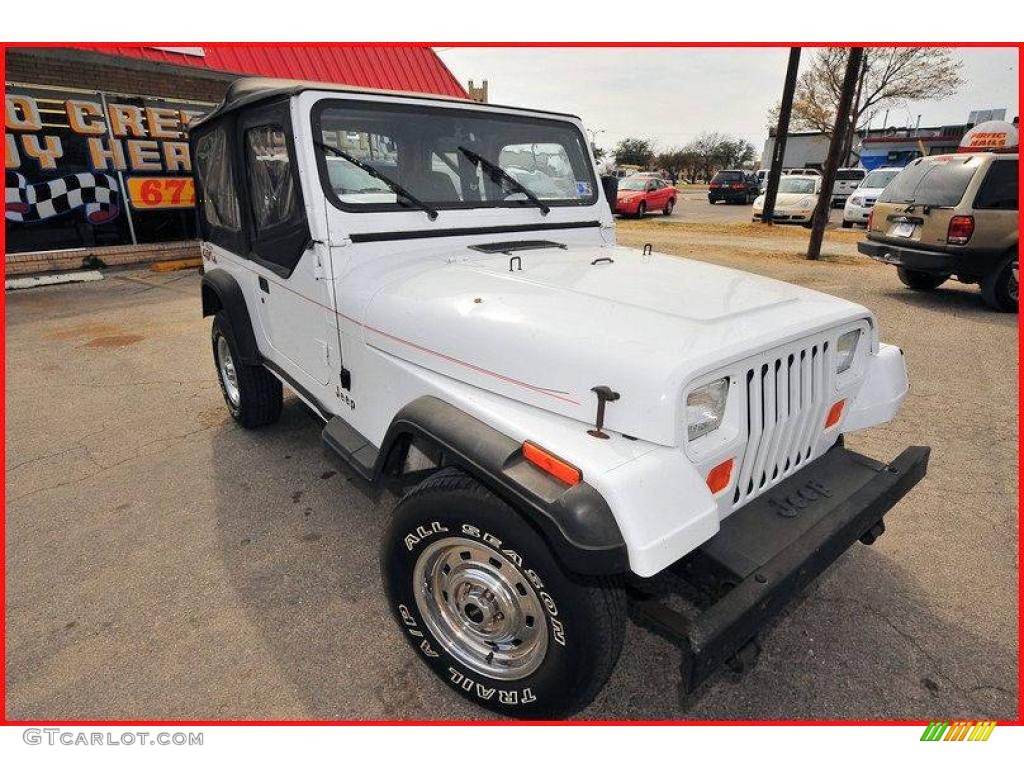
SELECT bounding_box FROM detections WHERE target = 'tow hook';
[859,518,886,546]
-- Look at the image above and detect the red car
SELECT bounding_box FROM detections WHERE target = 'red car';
[615,176,677,217]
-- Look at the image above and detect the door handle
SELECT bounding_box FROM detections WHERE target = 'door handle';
[258,277,269,293]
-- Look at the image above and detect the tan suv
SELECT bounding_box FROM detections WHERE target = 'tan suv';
[858,152,1018,311]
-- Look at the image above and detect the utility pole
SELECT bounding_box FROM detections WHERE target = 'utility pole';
[761,47,801,226]
[807,47,864,261]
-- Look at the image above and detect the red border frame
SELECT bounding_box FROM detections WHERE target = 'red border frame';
[1,41,1021,728]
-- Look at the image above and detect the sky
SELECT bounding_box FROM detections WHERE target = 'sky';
[437,47,1019,161]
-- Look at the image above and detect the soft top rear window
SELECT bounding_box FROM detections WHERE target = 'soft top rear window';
[878,156,980,207]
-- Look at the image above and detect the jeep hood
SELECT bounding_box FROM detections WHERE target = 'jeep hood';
[359,243,867,446]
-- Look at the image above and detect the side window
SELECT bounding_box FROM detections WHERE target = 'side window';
[974,160,1018,211]
[242,123,308,276]
[194,127,241,239]
[245,126,298,231]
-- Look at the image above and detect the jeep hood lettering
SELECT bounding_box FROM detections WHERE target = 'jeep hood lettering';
[360,244,867,445]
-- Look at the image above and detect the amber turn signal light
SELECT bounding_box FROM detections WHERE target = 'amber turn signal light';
[522,442,581,486]
[825,399,846,429]
[706,458,734,494]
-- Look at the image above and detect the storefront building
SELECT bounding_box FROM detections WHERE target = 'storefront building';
[4,46,466,274]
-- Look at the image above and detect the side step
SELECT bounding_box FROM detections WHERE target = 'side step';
[629,444,930,692]
[322,416,379,482]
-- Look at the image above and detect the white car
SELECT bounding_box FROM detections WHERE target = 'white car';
[842,167,903,228]
[752,175,821,225]
[192,78,928,719]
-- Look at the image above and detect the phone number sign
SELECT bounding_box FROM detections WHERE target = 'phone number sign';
[126,176,195,209]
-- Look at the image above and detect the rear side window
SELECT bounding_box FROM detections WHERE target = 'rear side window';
[973,159,1018,211]
[245,126,299,231]
[879,157,979,207]
[194,127,241,233]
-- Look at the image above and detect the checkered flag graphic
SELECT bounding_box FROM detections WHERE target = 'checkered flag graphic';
[6,170,121,224]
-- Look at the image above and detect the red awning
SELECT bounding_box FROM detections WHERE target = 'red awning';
[72,45,467,98]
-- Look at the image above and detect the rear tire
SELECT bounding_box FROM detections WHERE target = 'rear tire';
[897,267,948,291]
[382,467,626,719]
[981,254,1019,312]
[841,220,853,229]
[211,312,282,428]
[663,198,675,216]
[635,201,646,218]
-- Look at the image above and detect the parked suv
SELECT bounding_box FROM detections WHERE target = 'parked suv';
[192,78,928,719]
[831,167,866,207]
[858,152,1018,311]
[708,170,759,204]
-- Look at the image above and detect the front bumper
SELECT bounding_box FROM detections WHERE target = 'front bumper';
[752,209,812,223]
[630,443,930,691]
[844,202,871,222]
[857,238,1004,278]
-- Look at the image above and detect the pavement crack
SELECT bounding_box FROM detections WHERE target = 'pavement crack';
[8,422,226,504]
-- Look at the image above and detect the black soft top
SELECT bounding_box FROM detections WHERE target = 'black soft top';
[191,76,579,130]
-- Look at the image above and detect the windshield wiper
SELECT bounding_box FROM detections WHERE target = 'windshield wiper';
[314,141,438,221]
[457,146,550,216]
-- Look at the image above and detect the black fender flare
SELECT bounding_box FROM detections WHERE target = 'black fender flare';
[200,268,259,365]
[377,396,629,576]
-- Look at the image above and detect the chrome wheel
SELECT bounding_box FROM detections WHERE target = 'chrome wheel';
[216,334,240,408]
[413,537,549,681]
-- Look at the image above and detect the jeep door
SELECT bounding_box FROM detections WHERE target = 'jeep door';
[237,102,335,393]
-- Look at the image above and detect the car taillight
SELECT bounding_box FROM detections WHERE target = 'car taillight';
[731,183,745,189]
[947,215,974,245]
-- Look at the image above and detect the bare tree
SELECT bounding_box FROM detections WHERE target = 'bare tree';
[769,47,964,164]
[682,133,756,181]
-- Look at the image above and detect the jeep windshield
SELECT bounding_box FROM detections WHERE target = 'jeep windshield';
[878,156,978,207]
[312,100,597,213]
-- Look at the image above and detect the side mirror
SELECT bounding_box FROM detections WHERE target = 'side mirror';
[600,175,619,214]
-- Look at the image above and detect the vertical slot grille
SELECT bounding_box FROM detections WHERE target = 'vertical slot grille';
[733,339,832,507]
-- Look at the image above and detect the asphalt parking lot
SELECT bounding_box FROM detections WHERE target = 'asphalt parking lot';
[622,188,847,226]
[5,223,1018,721]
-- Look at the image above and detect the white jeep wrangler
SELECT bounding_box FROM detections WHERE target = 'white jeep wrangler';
[192,78,929,719]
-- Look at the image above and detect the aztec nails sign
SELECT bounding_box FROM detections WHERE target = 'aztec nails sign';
[5,84,211,253]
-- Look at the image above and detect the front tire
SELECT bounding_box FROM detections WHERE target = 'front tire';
[382,468,626,719]
[897,267,948,291]
[211,312,282,428]
[981,254,1019,312]
[841,219,853,229]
